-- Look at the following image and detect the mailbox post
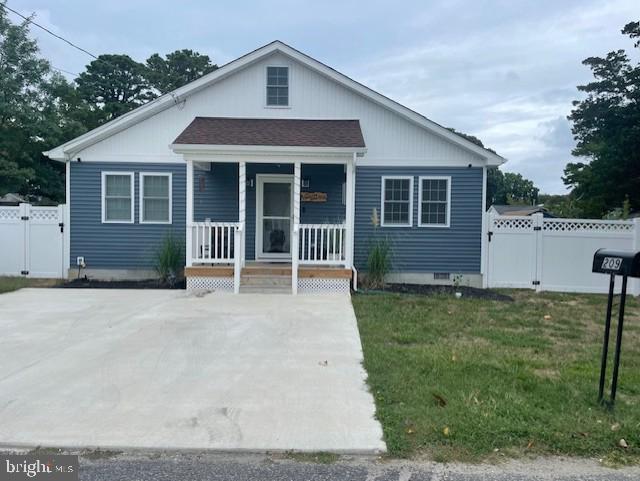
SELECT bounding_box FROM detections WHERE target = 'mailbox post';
[592,249,640,407]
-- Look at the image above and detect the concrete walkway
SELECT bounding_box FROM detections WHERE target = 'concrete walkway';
[0,289,384,453]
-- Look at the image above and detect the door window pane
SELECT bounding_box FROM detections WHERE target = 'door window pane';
[263,182,291,217]
[263,219,290,253]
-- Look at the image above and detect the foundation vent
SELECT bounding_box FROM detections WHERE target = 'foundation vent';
[433,273,451,280]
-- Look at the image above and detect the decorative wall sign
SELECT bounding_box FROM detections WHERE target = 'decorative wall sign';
[301,192,327,203]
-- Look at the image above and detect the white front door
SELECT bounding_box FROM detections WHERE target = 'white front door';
[256,174,294,260]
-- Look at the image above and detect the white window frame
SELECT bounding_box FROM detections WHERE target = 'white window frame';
[265,65,290,108]
[101,171,134,224]
[418,176,451,228]
[139,172,172,224]
[380,176,413,227]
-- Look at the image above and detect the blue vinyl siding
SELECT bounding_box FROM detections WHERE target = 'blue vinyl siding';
[70,162,186,269]
[354,166,483,273]
[193,163,239,222]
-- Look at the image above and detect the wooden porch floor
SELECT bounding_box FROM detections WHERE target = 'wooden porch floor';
[185,263,352,279]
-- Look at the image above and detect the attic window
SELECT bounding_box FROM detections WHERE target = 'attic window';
[266,66,288,106]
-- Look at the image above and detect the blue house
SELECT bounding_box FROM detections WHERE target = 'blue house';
[45,41,504,293]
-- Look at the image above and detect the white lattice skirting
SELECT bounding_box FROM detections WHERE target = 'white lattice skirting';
[187,276,234,292]
[297,278,351,294]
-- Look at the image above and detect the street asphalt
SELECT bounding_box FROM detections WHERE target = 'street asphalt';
[76,452,640,481]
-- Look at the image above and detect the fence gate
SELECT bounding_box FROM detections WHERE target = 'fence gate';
[485,212,640,294]
[0,203,66,278]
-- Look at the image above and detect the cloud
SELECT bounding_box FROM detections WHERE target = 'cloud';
[8,0,638,193]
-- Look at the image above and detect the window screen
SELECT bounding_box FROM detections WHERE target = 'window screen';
[142,174,170,223]
[104,174,132,222]
[382,177,411,226]
[420,178,449,226]
[266,66,289,106]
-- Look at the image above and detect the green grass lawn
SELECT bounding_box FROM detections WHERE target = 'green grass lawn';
[353,290,640,465]
[0,276,60,294]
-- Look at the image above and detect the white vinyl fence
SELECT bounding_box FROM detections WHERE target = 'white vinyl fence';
[485,212,640,295]
[0,203,66,278]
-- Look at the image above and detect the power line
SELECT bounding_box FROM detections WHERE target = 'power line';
[1,2,97,59]
[52,65,79,77]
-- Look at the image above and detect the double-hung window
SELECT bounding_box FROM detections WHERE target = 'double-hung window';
[381,176,413,227]
[266,66,289,106]
[419,176,451,227]
[102,172,134,223]
[140,173,172,224]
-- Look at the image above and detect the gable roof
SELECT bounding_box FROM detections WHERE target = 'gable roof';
[173,117,365,148]
[44,40,505,165]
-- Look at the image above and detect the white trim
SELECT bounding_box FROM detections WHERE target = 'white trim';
[417,176,451,228]
[238,161,246,268]
[44,41,505,166]
[71,155,185,164]
[345,155,356,267]
[139,172,172,224]
[183,152,352,165]
[186,161,194,267]
[380,175,414,228]
[255,174,294,261]
[357,157,486,167]
[101,171,135,224]
[265,65,290,108]
[292,162,301,294]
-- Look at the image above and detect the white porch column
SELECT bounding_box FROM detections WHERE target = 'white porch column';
[344,154,356,269]
[186,160,194,267]
[292,161,301,294]
[238,161,246,268]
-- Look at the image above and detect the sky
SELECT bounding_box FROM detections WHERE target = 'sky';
[7,0,639,194]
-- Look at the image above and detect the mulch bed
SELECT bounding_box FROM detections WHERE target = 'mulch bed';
[366,283,514,302]
[58,278,186,290]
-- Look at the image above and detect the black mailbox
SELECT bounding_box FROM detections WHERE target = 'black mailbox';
[592,249,640,277]
[592,248,640,408]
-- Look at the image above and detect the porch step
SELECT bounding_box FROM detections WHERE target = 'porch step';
[241,274,290,287]
[239,285,292,294]
[241,266,292,276]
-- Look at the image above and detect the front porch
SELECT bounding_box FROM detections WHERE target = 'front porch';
[171,117,364,294]
[182,159,356,294]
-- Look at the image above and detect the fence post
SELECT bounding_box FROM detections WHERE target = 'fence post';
[632,218,640,296]
[533,213,544,292]
[19,203,30,276]
[482,211,492,288]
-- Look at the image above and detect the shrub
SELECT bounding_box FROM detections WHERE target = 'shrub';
[154,232,184,287]
[367,236,391,289]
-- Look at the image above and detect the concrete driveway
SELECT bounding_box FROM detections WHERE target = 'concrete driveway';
[0,288,384,453]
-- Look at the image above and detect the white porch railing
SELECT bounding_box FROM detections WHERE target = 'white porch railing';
[297,223,347,265]
[190,221,243,293]
[191,222,240,264]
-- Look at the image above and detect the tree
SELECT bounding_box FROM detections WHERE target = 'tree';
[486,170,539,209]
[564,21,640,218]
[76,54,156,127]
[145,49,217,93]
[0,4,61,200]
[446,128,539,209]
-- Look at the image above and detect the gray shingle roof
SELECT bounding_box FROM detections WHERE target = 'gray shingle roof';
[173,117,366,148]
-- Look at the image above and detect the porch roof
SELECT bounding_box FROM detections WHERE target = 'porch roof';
[173,117,366,149]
